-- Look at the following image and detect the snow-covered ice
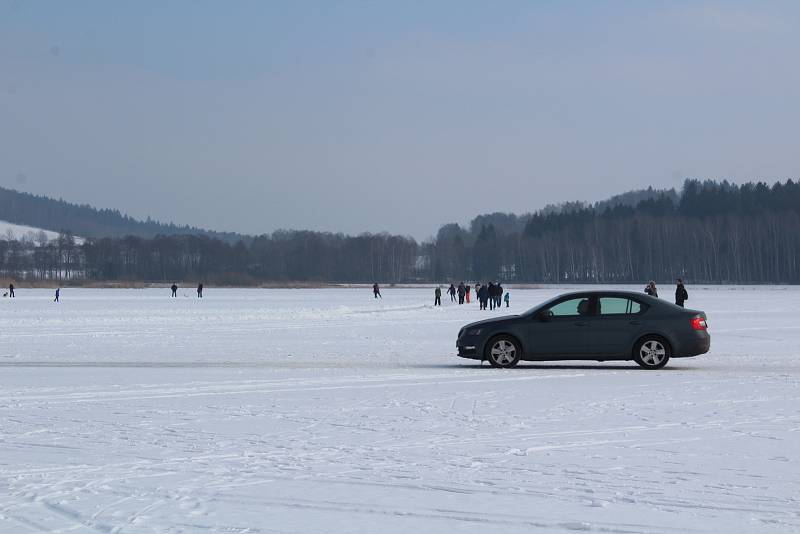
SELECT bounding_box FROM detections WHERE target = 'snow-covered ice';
[1,286,799,533]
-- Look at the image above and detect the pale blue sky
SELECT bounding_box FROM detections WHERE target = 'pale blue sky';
[1,1,799,238]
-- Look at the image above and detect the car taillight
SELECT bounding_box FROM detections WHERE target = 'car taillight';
[690,316,707,330]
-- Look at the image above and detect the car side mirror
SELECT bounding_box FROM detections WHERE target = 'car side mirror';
[538,310,552,322]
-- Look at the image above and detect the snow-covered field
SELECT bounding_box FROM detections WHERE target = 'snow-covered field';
[1,286,798,533]
[0,220,83,245]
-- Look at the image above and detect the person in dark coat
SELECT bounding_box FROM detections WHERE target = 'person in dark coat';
[434,286,442,306]
[675,279,688,307]
[197,283,203,298]
[474,283,481,304]
[457,282,465,305]
[496,284,504,308]
[9,283,14,298]
[448,284,456,302]
[171,284,178,297]
[54,288,60,302]
[478,284,489,310]
[487,282,496,310]
[373,283,382,299]
[644,281,658,298]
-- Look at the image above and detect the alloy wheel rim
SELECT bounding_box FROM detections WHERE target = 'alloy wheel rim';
[640,340,666,366]
[491,340,516,365]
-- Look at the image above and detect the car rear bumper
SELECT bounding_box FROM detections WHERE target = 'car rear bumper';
[673,333,711,358]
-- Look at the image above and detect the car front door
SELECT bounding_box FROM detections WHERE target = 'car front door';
[527,295,597,358]
[592,296,648,356]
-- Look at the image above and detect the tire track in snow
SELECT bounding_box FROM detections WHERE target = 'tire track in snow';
[3,372,587,407]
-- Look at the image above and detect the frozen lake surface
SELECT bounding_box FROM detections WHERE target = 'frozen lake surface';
[1,286,799,533]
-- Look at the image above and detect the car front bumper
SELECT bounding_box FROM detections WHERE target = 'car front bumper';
[456,337,481,359]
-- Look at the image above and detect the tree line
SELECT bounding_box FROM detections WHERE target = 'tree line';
[2,179,800,284]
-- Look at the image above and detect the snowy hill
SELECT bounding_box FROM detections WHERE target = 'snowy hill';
[0,186,244,243]
[0,220,84,245]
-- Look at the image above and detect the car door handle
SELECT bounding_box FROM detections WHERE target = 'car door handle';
[574,321,588,326]
[629,320,642,325]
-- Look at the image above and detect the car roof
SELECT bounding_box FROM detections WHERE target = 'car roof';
[523,290,670,316]
[540,290,663,307]
[555,290,652,298]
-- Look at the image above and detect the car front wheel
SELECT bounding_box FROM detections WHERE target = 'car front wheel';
[486,336,521,368]
[634,336,671,369]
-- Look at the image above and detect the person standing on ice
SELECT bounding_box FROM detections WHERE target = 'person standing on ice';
[478,283,489,310]
[434,286,442,306]
[457,282,465,304]
[171,283,178,297]
[496,283,504,308]
[465,284,471,304]
[448,284,456,302]
[373,283,382,299]
[197,283,203,298]
[644,281,658,298]
[504,291,510,308]
[54,288,60,302]
[474,283,481,304]
[8,283,14,298]
[487,282,496,310]
[675,279,688,307]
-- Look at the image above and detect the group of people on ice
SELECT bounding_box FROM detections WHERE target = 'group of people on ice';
[645,279,689,307]
[5,279,690,307]
[3,283,206,301]
[434,281,509,310]
[170,283,204,297]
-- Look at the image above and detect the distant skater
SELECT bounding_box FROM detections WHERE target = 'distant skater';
[644,281,658,298]
[448,284,456,302]
[457,282,465,305]
[487,282,496,310]
[504,291,510,307]
[434,286,442,306]
[465,284,471,304]
[197,283,203,298]
[9,283,14,298]
[474,283,481,304]
[675,279,688,307]
[54,288,60,302]
[373,283,382,299]
[496,284,504,308]
[171,284,178,297]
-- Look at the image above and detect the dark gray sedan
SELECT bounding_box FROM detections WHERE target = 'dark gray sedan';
[456,290,710,369]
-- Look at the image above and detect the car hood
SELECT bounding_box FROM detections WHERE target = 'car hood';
[462,315,520,330]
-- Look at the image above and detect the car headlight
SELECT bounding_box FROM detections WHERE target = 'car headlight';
[466,328,482,336]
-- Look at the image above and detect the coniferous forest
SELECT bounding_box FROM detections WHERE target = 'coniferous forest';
[2,179,800,284]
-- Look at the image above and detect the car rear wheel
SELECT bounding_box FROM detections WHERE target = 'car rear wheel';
[486,336,521,368]
[634,336,671,369]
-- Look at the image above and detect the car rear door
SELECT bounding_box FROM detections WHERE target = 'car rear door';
[592,296,648,356]
[527,295,597,357]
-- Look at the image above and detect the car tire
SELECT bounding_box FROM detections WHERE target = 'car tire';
[633,336,671,369]
[486,335,521,368]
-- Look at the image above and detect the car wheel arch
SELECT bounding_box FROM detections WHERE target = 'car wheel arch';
[483,332,526,359]
[630,333,673,358]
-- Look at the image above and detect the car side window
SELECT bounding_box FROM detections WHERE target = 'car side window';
[548,297,592,317]
[598,297,644,316]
